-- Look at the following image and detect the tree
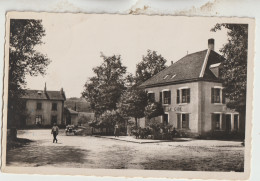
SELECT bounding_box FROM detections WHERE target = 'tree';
[8,19,51,127]
[135,50,167,84]
[82,53,127,116]
[144,101,164,120]
[117,87,148,127]
[211,24,248,112]
[78,114,92,126]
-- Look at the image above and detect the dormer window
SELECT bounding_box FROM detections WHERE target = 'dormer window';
[163,75,169,79]
[171,74,176,79]
[209,63,221,78]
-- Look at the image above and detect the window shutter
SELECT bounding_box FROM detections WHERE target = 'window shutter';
[211,88,214,103]
[177,114,181,129]
[222,113,226,130]
[169,90,171,104]
[222,89,225,104]
[211,114,215,131]
[187,114,189,129]
[159,92,162,103]
[177,89,180,104]
[187,88,190,103]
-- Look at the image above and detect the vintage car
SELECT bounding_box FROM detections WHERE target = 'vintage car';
[65,125,87,136]
[65,125,76,136]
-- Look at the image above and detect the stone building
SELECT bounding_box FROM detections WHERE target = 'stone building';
[140,39,243,136]
[20,84,66,127]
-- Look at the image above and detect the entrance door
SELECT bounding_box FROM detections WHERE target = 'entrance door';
[163,114,168,125]
[225,114,231,132]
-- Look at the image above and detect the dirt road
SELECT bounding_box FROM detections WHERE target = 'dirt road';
[6,129,244,171]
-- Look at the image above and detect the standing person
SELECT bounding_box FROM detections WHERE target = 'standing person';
[51,123,59,143]
[114,123,119,137]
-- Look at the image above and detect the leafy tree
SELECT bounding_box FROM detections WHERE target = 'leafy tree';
[78,114,92,126]
[135,50,167,84]
[82,53,127,117]
[211,24,248,113]
[117,88,148,127]
[100,110,125,128]
[8,19,51,127]
[144,101,164,119]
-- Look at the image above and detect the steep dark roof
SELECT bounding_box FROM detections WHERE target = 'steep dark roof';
[141,49,224,88]
[21,89,66,101]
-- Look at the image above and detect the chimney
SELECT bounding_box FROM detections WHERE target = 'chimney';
[60,88,63,94]
[208,38,215,51]
[44,82,47,93]
[171,61,173,65]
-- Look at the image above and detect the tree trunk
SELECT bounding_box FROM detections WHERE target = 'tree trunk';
[135,117,138,128]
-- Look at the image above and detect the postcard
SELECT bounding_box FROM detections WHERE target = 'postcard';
[1,12,255,180]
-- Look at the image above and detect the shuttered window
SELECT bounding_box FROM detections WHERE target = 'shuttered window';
[212,114,221,130]
[211,88,222,103]
[177,88,190,104]
[148,93,155,102]
[163,91,171,104]
[182,114,189,129]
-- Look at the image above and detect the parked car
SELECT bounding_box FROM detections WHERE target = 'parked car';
[65,125,76,136]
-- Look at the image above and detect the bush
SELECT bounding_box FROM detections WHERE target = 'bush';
[131,127,152,139]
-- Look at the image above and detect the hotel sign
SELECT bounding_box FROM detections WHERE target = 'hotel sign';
[163,106,183,112]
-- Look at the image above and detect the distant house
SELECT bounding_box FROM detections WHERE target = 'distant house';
[20,84,66,127]
[140,39,243,136]
[64,108,79,125]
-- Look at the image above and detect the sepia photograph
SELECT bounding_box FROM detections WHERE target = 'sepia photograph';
[1,12,254,179]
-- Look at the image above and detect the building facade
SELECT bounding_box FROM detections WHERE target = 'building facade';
[20,84,66,127]
[141,39,243,135]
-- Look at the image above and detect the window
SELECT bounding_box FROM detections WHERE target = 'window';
[51,115,57,125]
[163,75,169,79]
[177,113,190,129]
[177,114,181,129]
[36,102,42,110]
[159,92,162,103]
[234,114,239,131]
[211,88,221,103]
[163,91,171,104]
[148,93,155,102]
[212,114,221,130]
[35,115,42,125]
[163,114,168,125]
[177,88,190,104]
[182,114,189,129]
[52,103,57,111]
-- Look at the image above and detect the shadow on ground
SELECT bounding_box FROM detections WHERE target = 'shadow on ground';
[6,145,90,167]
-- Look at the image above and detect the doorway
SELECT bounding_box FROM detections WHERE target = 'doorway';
[163,114,169,125]
[225,114,231,132]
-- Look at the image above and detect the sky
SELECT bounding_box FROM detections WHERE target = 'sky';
[25,14,228,98]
